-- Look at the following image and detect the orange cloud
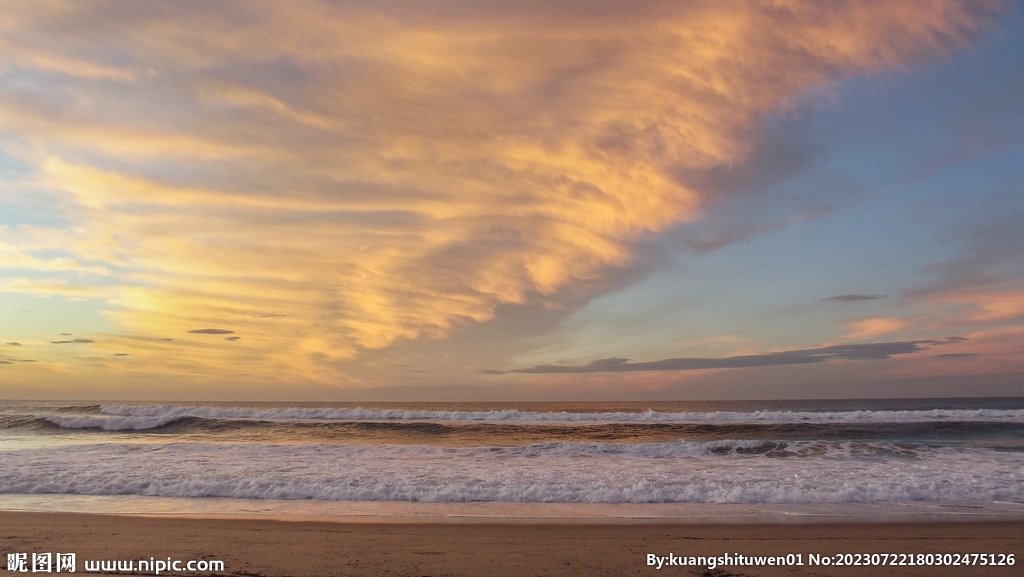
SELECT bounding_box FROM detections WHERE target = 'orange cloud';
[930,284,1024,323]
[0,0,1000,384]
[845,317,911,339]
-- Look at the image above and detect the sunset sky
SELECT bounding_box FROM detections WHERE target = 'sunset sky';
[2,0,1022,400]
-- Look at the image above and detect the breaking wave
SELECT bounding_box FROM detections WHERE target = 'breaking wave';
[55,404,1024,431]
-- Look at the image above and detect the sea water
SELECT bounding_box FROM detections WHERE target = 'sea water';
[2,398,1023,520]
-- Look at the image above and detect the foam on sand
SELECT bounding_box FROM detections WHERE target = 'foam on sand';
[3,440,1023,504]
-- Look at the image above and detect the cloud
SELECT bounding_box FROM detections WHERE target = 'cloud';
[6,342,21,346]
[0,35,135,81]
[0,240,110,276]
[225,336,241,341]
[928,285,1024,323]
[50,339,95,344]
[824,294,886,302]
[187,329,235,335]
[844,317,910,339]
[0,0,1000,382]
[0,277,105,297]
[676,207,832,254]
[493,338,961,373]
[910,210,1024,324]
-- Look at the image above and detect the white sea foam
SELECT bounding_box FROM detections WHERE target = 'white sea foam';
[71,404,1024,430]
[44,415,187,431]
[2,440,1022,503]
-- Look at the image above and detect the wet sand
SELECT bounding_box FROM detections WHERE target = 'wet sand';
[2,511,1023,576]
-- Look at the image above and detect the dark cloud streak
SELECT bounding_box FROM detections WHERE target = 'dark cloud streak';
[823,294,886,302]
[492,338,962,374]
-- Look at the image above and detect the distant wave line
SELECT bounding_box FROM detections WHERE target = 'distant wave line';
[81,405,1024,427]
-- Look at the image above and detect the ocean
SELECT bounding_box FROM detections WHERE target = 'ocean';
[2,398,1024,519]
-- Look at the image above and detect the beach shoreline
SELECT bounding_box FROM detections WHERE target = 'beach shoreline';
[3,495,1024,525]
[2,510,1022,577]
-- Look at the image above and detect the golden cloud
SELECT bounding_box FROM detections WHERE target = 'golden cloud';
[0,0,1000,382]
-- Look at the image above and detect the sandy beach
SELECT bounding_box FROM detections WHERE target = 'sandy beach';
[2,511,1022,577]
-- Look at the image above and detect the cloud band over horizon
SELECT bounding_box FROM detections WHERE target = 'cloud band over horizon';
[489,338,965,374]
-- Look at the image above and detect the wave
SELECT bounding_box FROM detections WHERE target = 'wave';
[3,440,1021,503]
[20,416,1021,454]
[86,404,1024,428]
[43,414,191,431]
[0,416,49,431]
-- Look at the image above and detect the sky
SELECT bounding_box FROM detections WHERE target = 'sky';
[1,0,1023,401]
